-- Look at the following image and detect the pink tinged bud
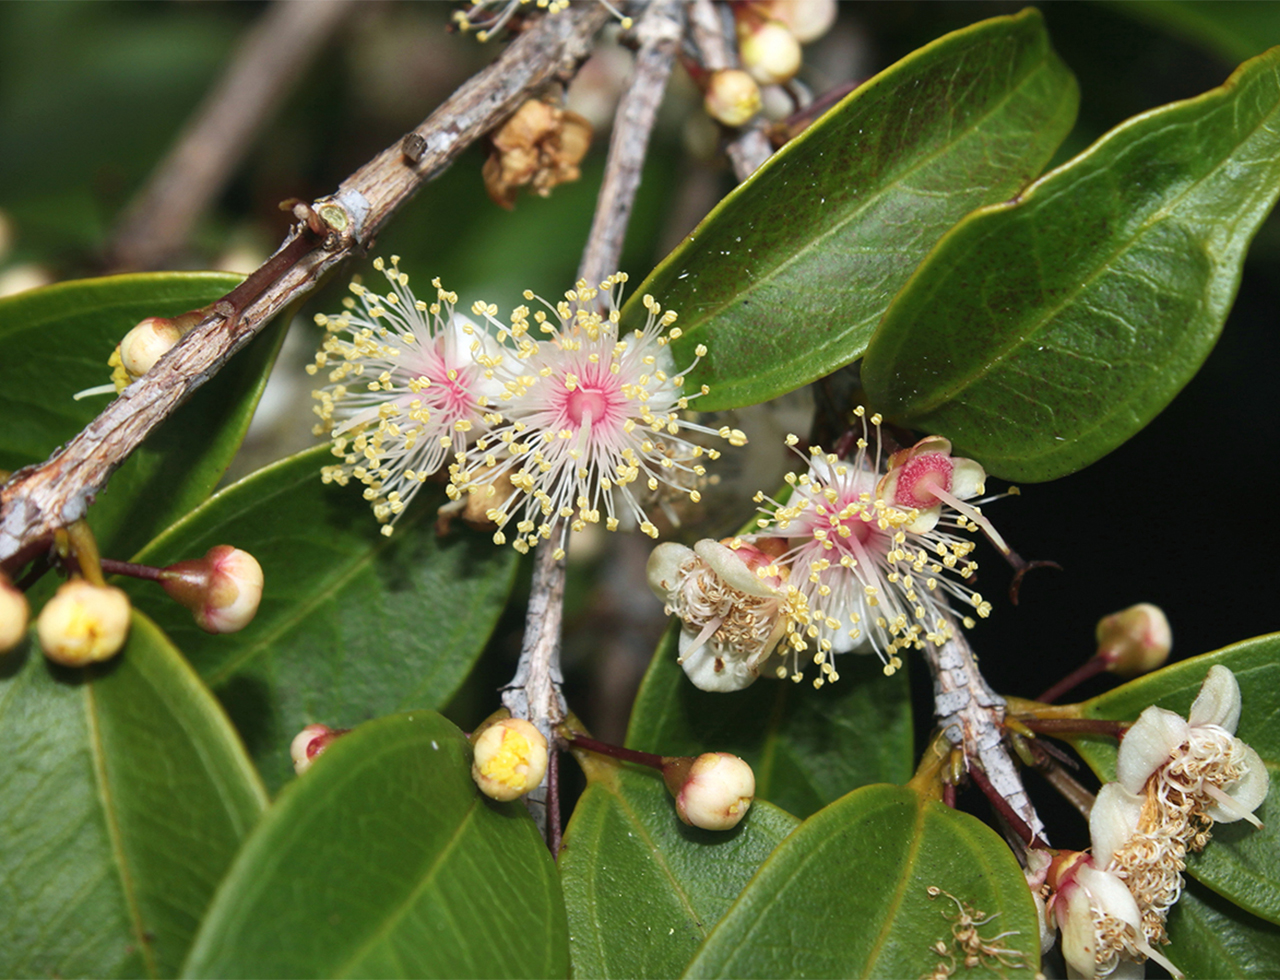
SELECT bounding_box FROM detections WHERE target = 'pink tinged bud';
[764,0,837,44]
[471,717,549,802]
[665,752,755,831]
[1,574,30,653]
[703,69,762,127]
[291,724,347,774]
[118,317,182,379]
[162,545,264,633]
[1096,603,1171,678]
[739,20,803,86]
[36,580,131,666]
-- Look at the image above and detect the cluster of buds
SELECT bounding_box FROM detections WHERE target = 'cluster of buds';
[1041,667,1267,978]
[702,1,837,128]
[649,411,1018,692]
[483,98,593,210]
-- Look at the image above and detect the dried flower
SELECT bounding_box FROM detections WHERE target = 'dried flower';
[664,752,755,831]
[471,716,549,801]
[1,572,30,653]
[748,410,1001,683]
[36,579,131,666]
[647,537,806,692]
[310,257,504,536]
[161,545,265,634]
[483,99,593,209]
[704,69,763,127]
[449,273,742,558]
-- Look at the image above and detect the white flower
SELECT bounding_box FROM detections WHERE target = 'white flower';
[748,410,1001,683]
[1117,665,1268,828]
[647,538,806,692]
[449,273,742,559]
[309,257,504,536]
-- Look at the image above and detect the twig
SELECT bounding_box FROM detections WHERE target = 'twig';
[924,619,1048,843]
[0,3,610,568]
[502,0,684,847]
[108,0,359,271]
[685,0,771,180]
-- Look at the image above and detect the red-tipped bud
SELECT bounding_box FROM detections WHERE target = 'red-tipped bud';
[1,572,30,653]
[161,546,264,634]
[704,69,763,127]
[36,580,131,666]
[471,717,549,801]
[1096,603,1171,678]
[664,752,755,831]
[291,723,348,774]
[738,20,802,86]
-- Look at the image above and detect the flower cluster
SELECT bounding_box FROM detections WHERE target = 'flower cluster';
[1045,666,1268,979]
[649,408,1011,692]
[311,260,737,551]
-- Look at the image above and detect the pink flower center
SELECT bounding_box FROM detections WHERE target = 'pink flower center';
[892,452,953,510]
[566,386,611,426]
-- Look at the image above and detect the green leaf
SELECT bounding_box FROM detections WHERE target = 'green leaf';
[0,273,284,558]
[620,8,1077,411]
[863,46,1280,482]
[1114,0,1280,64]
[0,613,267,979]
[124,445,519,793]
[1074,635,1280,925]
[182,711,566,979]
[559,764,798,979]
[682,783,1040,979]
[1165,878,1280,980]
[626,623,912,818]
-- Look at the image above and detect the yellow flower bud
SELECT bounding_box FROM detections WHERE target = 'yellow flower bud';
[739,20,802,86]
[118,316,183,380]
[471,717,549,801]
[1,573,30,654]
[703,69,763,128]
[666,752,755,831]
[37,580,131,666]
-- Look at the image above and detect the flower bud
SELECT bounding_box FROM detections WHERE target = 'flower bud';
[161,545,264,634]
[739,20,803,86]
[119,317,183,380]
[761,0,837,44]
[291,723,348,774]
[703,69,763,128]
[664,752,755,831]
[1,573,30,653]
[1096,603,1171,678]
[37,580,131,666]
[471,717,549,801]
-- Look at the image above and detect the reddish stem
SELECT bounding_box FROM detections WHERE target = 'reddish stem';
[968,763,1048,849]
[1037,655,1109,703]
[565,732,666,770]
[548,744,563,859]
[1018,717,1127,738]
[99,558,167,582]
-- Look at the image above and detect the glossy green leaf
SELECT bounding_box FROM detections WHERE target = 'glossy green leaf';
[619,8,1078,411]
[124,445,519,793]
[560,763,798,979]
[0,613,267,979]
[1165,878,1280,980]
[0,273,283,559]
[682,783,1040,978]
[1074,635,1280,925]
[183,711,566,979]
[863,46,1280,482]
[627,623,912,818]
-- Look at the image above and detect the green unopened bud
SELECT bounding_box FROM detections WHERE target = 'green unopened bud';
[664,752,755,831]
[37,580,131,666]
[1,572,30,653]
[704,69,763,128]
[738,20,802,86]
[1096,603,1171,678]
[161,545,264,633]
[471,716,549,801]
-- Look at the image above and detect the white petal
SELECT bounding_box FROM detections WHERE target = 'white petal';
[904,504,943,534]
[1077,864,1144,933]
[646,542,693,602]
[1117,707,1188,794]
[1059,885,1101,979]
[1109,959,1148,979]
[949,456,987,499]
[694,539,777,598]
[678,631,758,692]
[1207,743,1270,823]
[1188,665,1241,733]
[1091,782,1143,868]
